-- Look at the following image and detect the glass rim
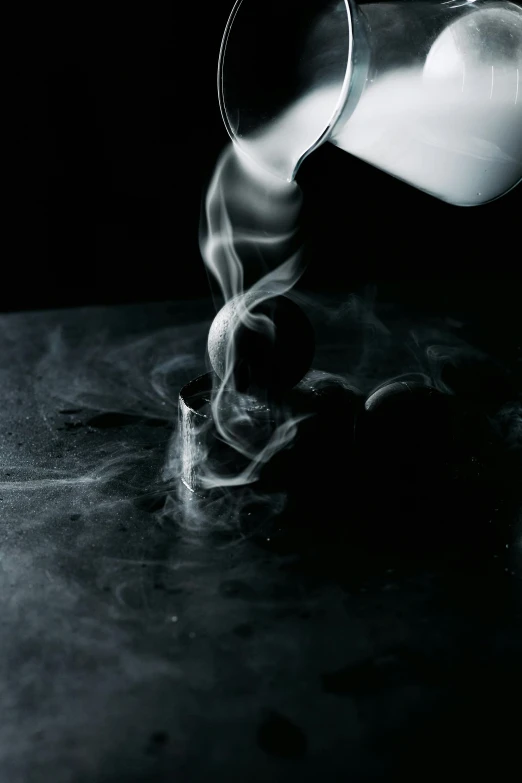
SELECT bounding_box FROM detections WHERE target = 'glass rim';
[217,0,355,179]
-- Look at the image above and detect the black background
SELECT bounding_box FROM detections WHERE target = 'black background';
[18,1,521,328]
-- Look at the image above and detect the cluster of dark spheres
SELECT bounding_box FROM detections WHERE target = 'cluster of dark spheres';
[200,294,519,555]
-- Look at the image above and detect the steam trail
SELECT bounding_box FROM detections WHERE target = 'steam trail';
[199,142,303,304]
[197,142,308,492]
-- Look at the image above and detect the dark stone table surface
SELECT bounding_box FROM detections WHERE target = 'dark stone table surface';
[0,297,520,783]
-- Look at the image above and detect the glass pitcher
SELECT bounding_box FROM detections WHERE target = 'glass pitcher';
[218,0,522,205]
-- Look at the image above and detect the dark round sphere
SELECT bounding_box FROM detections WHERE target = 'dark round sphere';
[353,380,455,552]
[260,376,363,494]
[356,380,453,486]
[361,379,451,445]
[207,292,315,394]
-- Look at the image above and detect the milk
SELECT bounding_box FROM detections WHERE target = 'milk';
[332,66,521,205]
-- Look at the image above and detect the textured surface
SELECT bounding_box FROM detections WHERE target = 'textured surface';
[0,297,520,783]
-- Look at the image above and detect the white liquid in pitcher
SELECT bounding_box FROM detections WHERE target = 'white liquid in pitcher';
[239,8,521,206]
[332,65,522,206]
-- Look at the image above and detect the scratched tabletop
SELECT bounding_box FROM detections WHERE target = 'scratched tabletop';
[0,298,520,783]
